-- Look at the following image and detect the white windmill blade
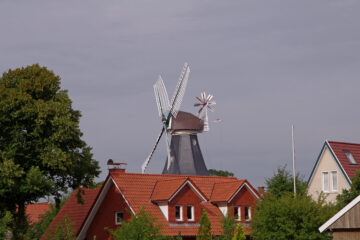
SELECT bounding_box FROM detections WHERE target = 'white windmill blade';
[201,92,206,100]
[153,76,170,117]
[142,127,165,173]
[169,63,190,118]
[206,94,213,102]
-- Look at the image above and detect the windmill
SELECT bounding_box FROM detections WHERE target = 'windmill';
[141,63,190,174]
[194,92,216,132]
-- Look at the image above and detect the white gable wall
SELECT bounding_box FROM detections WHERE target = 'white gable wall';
[308,146,350,203]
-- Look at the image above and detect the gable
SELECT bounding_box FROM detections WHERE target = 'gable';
[229,184,258,205]
[308,141,351,186]
[169,184,204,204]
[86,182,132,239]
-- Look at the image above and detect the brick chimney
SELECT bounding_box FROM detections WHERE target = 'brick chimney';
[257,186,265,196]
[107,159,127,173]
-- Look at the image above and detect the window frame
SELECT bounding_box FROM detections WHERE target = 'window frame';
[322,171,329,192]
[331,171,338,192]
[115,211,124,225]
[175,205,183,221]
[244,206,251,221]
[186,205,194,221]
[233,206,241,221]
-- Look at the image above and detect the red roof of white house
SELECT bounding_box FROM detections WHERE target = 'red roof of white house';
[43,170,260,238]
[327,141,360,179]
[26,202,51,224]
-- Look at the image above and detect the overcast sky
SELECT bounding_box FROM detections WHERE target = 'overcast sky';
[1,0,360,187]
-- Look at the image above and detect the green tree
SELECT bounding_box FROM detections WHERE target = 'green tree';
[109,208,165,240]
[176,231,183,240]
[0,211,12,239]
[197,209,212,240]
[220,207,236,240]
[0,64,100,238]
[232,223,245,240]
[43,215,76,240]
[208,169,234,177]
[265,165,307,198]
[252,193,336,240]
[336,170,360,209]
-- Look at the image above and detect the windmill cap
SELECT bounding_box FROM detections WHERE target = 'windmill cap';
[169,111,204,134]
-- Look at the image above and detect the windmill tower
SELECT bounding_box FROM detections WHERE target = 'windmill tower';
[141,64,215,176]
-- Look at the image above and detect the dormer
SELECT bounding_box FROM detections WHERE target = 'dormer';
[151,178,206,223]
[211,180,260,222]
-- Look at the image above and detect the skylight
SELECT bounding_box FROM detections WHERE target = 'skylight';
[344,151,357,165]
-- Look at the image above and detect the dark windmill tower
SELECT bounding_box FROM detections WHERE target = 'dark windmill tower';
[162,111,208,175]
[141,64,216,176]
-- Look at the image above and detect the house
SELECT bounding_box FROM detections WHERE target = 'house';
[26,202,51,224]
[307,140,360,203]
[319,194,360,240]
[42,168,260,240]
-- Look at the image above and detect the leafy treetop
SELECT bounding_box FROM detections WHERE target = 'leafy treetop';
[0,64,100,238]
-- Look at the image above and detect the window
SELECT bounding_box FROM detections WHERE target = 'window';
[187,205,194,221]
[175,205,182,221]
[115,212,123,225]
[332,171,338,191]
[323,172,329,192]
[244,206,251,220]
[344,151,357,165]
[234,206,240,220]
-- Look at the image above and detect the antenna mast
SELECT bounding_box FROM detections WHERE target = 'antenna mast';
[292,125,296,197]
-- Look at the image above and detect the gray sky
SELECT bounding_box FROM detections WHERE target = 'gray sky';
[1,0,360,187]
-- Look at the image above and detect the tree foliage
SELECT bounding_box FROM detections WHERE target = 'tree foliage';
[0,211,12,239]
[208,169,234,177]
[24,196,68,240]
[109,208,165,240]
[0,64,100,238]
[219,206,236,240]
[197,209,212,240]
[252,167,337,240]
[232,223,245,240]
[252,193,335,240]
[42,215,76,240]
[336,169,360,209]
[265,165,307,198]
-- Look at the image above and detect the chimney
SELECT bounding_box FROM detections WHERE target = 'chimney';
[107,159,127,173]
[257,186,265,196]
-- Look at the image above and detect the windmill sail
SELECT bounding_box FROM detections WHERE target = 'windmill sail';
[154,76,170,117]
[142,63,190,173]
[169,63,190,118]
[141,127,165,173]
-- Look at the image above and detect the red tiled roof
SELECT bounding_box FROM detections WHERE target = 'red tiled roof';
[151,178,188,201]
[211,180,245,202]
[41,186,102,240]
[110,172,255,236]
[328,141,360,179]
[45,172,258,237]
[26,202,51,224]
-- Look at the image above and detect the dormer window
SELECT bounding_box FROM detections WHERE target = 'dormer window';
[234,206,240,220]
[187,205,194,221]
[344,150,357,165]
[115,211,123,225]
[175,205,182,221]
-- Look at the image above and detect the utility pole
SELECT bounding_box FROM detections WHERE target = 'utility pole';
[292,125,296,197]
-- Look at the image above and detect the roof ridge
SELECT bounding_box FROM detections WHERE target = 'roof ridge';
[328,140,360,146]
[111,172,238,179]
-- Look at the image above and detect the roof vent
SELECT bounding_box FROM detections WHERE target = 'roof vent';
[344,151,357,165]
[107,159,127,170]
